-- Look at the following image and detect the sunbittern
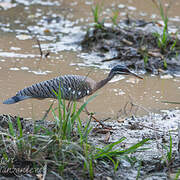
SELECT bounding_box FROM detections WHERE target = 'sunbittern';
[3,65,143,125]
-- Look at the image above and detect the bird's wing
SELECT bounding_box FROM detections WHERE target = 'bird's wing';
[16,77,61,99]
[15,75,95,101]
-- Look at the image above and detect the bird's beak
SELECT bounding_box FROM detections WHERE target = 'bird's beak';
[128,71,143,79]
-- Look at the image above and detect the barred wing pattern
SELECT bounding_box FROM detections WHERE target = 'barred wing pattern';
[17,75,95,101]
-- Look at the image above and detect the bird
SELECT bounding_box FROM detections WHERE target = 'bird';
[3,65,143,126]
[3,65,143,105]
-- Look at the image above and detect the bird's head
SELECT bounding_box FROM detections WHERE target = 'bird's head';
[109,65,143,79]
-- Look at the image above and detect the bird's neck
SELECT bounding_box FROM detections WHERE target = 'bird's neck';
[93,72,114,93]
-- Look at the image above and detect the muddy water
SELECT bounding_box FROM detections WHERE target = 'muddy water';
[0,0,180,120]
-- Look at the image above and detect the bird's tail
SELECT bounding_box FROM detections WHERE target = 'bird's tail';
[3,95,30,104]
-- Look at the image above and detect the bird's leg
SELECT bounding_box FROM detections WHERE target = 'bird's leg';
[84,106,105,128]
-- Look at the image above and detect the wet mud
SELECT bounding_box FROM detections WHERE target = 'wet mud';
[0,110,180,180]
[81,19,180,74]
[91,109,180,179]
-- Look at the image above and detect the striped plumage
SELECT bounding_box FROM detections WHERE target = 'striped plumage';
[3,65,143,105]
[19,75,95,100]
[3,75,96,104]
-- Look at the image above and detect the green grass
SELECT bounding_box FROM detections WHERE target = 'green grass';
[162,101,180,105]
[152,0,169,53]
[175,169,180,180]
[0,91,150,179]
[92,5,120,29]
[136,161,142,180]
[151,0,178,69]
[160,133,174,169]
[92,4,105,29]
[138,46,149,66]
[111,10,119,27]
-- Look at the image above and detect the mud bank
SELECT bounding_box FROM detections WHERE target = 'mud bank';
[0,109,180,179]
[81,19,180,75]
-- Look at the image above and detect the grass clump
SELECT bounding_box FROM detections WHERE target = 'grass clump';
[152,0,178,58]
[152,0,169,53]
[84,1,180,73]
[92,4,105,29]
[0,92,149,179]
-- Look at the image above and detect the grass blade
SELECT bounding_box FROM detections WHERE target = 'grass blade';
[161,101,180,104]
[17,117,23,138]
[8,116,15,137]
[71,94,97,123]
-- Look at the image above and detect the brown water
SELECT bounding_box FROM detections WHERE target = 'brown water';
[0,0,180,120]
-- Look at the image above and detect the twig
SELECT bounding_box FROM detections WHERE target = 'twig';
[101,56,121,62]
[36,38,43,58]
[128,121,176,136]
[27,29,50,59]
